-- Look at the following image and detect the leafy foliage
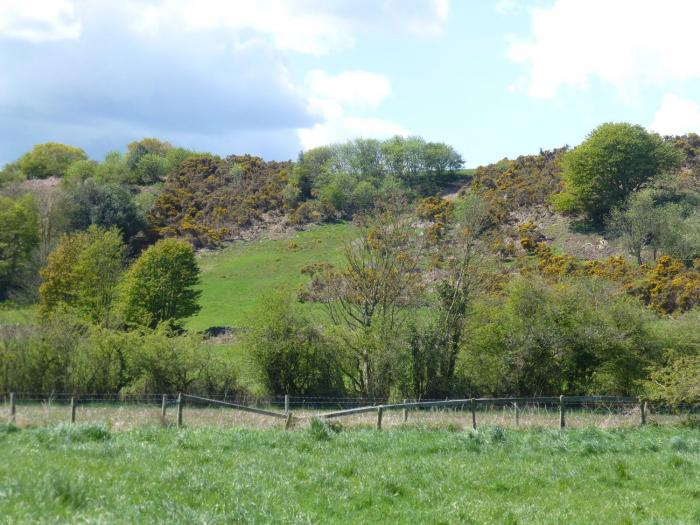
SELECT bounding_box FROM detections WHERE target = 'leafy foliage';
[471,148,566,222]
[39,226,126,323]
[0,194,39,299]
[245,290,345,396]
[118,238,201,328]
[17,142,88,179]
[462,276,658,396]
[287,136,462,219]
[555,123,682,224]
[149,155,292,247]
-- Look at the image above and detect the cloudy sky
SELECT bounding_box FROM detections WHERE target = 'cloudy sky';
[1,0,699,166]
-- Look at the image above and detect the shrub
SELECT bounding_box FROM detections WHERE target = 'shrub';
[245,290,345,396]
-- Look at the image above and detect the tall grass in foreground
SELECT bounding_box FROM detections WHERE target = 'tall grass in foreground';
[1,423,700,524]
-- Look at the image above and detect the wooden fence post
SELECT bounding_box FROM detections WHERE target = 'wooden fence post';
[70,397,76,424]
[640,398,647,426]
[10,392,16,423]
[470,398,477,430]
[284,411,293,430]
[402,399,408,423]
[376,406,383,430]
[514,402,519,427]
[176,393,183,428]
[284,394,289,414]
[161,395,167,419]
[559,395,566,429]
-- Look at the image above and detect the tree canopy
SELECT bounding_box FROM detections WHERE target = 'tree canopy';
[555,123,682,224]
[118,238,201,328]
[18,142,88,179]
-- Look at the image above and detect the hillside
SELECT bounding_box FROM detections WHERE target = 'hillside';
[185,222,355,332]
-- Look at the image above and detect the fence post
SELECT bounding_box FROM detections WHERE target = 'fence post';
[514,402,519,427]
[470,398,477,430]
[284,394,289,414]
[402,399,408,423]
[284,411,293,430]
[640,398,647,426]
[176,393,183,429]
[70,397,76,424]
[559,395,566,429]
[161,395,167,420]
[376,406,383,430]
[10,392,15,423]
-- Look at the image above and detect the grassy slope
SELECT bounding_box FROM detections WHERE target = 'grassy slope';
[185,222,356,332]
[2,424,700,524]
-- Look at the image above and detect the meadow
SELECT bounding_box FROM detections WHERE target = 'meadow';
[1,422,700,524]
[185,222,355,332]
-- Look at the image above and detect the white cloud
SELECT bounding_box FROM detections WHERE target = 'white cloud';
[306,70,392,107]
[496,0,521,15]
[650,94,700,136]
[125,0,448,56]
[298,117,408,150]
[297,69,408,149]
[508,0,700,99]
[0,0,81,42]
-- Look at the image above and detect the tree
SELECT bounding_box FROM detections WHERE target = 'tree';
[65,180,146,244]
[39,226,126,323]
[302,207,424,396]
[608,189,664,264]
[246,290,345,396]
[425,193,489,396]
[17,142,88,179]
[118,238,201,328]
[134,153,169,184]
[126,138,173,172]
[555,123,682,224]
[0,194,39,299]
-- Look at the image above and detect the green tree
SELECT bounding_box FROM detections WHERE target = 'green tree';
[39,226,126,323]
[64,180,147,244]
[18,142,88,179]
[118,238,201,328]
[555,123,682,224]
[246,290,345,396]
[608,189,664,264]
[0,194,40,298]
[135,153,169,184]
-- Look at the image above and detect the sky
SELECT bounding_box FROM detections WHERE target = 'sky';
[1,0,700,167]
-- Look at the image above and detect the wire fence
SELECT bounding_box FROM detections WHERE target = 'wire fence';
[3,392,699,431]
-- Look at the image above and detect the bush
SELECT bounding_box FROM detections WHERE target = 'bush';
[245,290,345,396]
[461,276,659,396]
[0,315,238,395]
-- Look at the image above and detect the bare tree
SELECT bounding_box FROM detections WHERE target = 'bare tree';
[303,207,424,395]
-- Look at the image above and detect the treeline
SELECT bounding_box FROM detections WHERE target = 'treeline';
[2,125,700,404]
[0,135,463,298]
[248,124,700,404]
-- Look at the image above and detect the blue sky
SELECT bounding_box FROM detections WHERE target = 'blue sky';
[1,0,700,167]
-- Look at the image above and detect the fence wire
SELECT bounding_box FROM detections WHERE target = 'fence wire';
[2,393,698,431]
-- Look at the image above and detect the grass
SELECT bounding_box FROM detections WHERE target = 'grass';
[185,222,356,332]
[1,423,700,524]
[0,304,36,326]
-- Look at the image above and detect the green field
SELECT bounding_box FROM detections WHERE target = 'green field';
[1,423,700,524]
[185,222,356,332]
